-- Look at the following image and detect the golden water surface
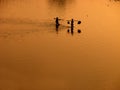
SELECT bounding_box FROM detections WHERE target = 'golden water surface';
[0,0,120,90]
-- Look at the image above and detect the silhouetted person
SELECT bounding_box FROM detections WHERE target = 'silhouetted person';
[70,19,74,35]
[71,19,74,28]
[54,17,62,34]
[54,17,62,33]
[54,17,61,26]
[56,17,59,25]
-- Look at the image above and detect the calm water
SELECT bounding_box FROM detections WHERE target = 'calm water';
[0,0,120,90]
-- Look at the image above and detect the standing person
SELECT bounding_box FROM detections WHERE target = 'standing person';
[71,19,74,28]
[70,19,74,35]
[54,17,61,33]
[55,17,60,26]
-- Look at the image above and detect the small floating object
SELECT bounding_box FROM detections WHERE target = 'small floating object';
[67,21,70,24]
[67,29,70,33]
[78,21,81,24]
[78,29,81,33]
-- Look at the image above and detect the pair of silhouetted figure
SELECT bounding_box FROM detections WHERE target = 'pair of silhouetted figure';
[54,17,75,28]
[55,17,81,26]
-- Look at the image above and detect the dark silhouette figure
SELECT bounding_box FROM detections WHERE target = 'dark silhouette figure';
[56,17,60,25]
[71,19,74,35]
[54,17,61,26]
[54,17,62,34]
[71,19,74,28]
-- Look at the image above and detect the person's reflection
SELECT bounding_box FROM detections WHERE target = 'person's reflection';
[67,28,81,35]
[67,19,74,35]
[67,18,82,35]
[71,25,74,35]
[67,27,74,35]
[56,24,59,34]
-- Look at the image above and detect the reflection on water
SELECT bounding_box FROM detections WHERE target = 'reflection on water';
[48,0,74,7]
[0,0,120,90]
[48,0,67,7]
[0,18,52,26]
[110,0,120,2]
[47,0,75,15]
[0,17,73,39]
[0,18,56,39]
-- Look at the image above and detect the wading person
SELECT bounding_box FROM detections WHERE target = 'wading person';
[71,19,74,28]
[71,19,74,32]
[54,17,61,26]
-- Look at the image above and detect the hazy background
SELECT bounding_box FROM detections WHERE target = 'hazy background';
[0,0,120,90]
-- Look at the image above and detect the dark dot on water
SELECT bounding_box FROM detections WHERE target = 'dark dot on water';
[78,21,81,24]
[67,21,70,24]
[78,29,81,33]
[67,29,70,33]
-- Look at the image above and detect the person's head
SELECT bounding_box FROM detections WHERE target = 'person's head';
[71,19,74,22]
